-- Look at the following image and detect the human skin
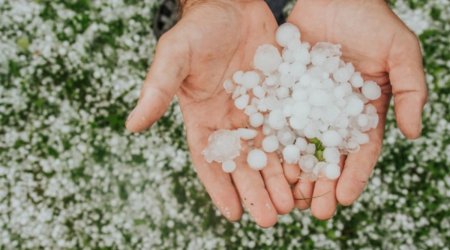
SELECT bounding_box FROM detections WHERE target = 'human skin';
[283,0,428,220]
[126,0,294,228]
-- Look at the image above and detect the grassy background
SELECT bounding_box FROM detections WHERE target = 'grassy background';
[0,0,448,249]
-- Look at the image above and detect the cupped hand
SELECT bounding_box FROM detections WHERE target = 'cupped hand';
[283,0,428,220]
[126,0,294,227]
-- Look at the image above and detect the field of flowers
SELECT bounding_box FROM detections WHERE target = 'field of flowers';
[0,0,449,249]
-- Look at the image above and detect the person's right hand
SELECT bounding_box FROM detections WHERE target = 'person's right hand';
[285,0,428,220]
[126,0,294,227]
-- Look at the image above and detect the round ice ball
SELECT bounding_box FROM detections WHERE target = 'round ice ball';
[276,23,301,47]
[253,44,282,74]
[249,112,264,128]
[323,163,341,180]
[282,145,300,164]
[362,81,382,100]
[262,135,279,153]
[323,147,340,163]
[322,130,343,147]
[222,160,237,173]
[247,149,267,170]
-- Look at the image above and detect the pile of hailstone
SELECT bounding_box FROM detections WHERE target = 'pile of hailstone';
[202,23,381,181]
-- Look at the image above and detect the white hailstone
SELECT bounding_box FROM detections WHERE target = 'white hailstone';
[292,101,311,118]
[282,48,295,63]
[268,109,286,130]
[290,116,308,130]
[223,79,234,93]
[313,162,327,176]
[356,114,369,128]
[345,95,364,116]
[262,124,273,135]
[277,129,296,146]
[309,89,330,106]
[322,106,341,123]
[292,88,307,101]
[352,131,370,144]
[311,42,341,58]
[290,61,307,79]
[323,147,340,163]
[294,137,308,151]
[282,145,300,164]
[236,128,258,140]
[278,62,291,75]
[311,51,327,66]
[253,44,283,74]
[369,114,379,129]
[303,123,319,138]
[299,155,318,172]
[276,86,290,99]
[350,72,364,88]
[276,23,301,47]
[365,103,377,115]
[262,135,279,153]
[234,94,249,110]
[346,139,360,153]
[323,163,341,180]
[249,112,264,128]
[244,105,257,116]
[306,143,316,154]
[222,160,237,173]
[335,116,350,128]
[203,130,241,163]
[323,57,340,73]
[247,149,268,170]
[233,70,244,84]
[293,45,311,64]
[322,130,342,147]
[264,74,278,86]
[252,85,266,99]
[280,74,295,87]
[338,128,349,138]
[333,63,354,83]
[362,81,382,100]
[242,71,260,89]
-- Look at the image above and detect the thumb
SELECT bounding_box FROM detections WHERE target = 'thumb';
[126,26,190,133]
[388,31,428,139]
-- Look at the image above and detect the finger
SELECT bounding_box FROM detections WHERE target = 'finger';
[388,31,428,139]
[186,127,243,221]
[283,163,301,185]
[261,154,295,214]
[293,174,315,210]
[126,26,190,132]
[336,95,389,206]
[310,156,345,220]
[231,152,278,228]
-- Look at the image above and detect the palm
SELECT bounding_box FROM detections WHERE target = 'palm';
[127,0,295,227]
[286,0,427,219]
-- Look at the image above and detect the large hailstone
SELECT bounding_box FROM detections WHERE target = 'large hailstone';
[202,130,241,163]
[253,44,282,75]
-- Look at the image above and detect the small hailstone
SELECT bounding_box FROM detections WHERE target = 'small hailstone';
[268,109,286,130]
[323,147,340,163]
[252,85,265,99]
[313,162,327,177]
[282,145,300,164]
[345,96,364,116]
[276,23,301,47]
[236,128,258,140]
[244,105,257,116]
[247,149,268,170]
[276,86,290,99]
[322,130,342,147]
[309,89,330,107]
[278,62,291,75]
[264,74,278,86]
[303,123,319,139]
[333,63,355,83]
[222,160,237,173]
[292,89,307,101]
[282,105,293,117]
[253,44,282,74]
[306,143,316,154]
[361,81,382,100]
[311,51,327,66]
[299,155,317,172]
[356,114,369,128]
[323,163,341,180]
[249,112,264,128]
[290,116,308,130]
[292,101,311,118]
[350,72,364,88]
[234,94,249,110]
[293,46,311,64]
[203,130,241,163]
[277,129,295,146]
[233,71,244,84]
[262,135,279,153]
[242,71,260,89]
[223,79,234,93]
[323,57,340,73]
[294,137,308,151]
